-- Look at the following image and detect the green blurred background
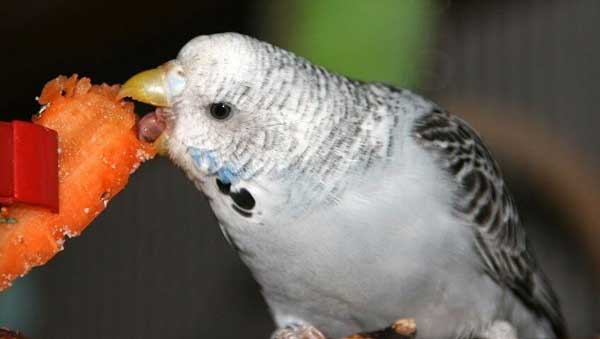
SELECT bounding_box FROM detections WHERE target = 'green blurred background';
[271,0,436,87]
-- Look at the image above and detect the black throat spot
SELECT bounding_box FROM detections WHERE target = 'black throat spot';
[215,178,256,217]
[216,178,231,195]
[232,204,252,218]
[230,188,256,210]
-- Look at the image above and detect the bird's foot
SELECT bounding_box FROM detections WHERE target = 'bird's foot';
[271,323,326,339]
[339,318,417,339]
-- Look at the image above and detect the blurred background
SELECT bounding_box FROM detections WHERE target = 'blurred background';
[0,0,598,338]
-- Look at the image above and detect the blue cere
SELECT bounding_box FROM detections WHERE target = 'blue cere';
[217,166,240,184]
[187,146,220,173]
[187,146,241,184]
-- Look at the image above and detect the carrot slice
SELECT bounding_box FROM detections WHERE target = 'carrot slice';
[0,75,156,291]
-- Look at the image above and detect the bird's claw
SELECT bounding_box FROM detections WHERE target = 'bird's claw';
[271,323,326,339]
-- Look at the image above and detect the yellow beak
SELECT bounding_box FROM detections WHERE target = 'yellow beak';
[119,63,182,155]
[118,66,170,107]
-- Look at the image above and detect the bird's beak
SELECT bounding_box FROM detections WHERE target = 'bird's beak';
[120,61,185,155]
[118,63,171,107]
[119,60,185,107]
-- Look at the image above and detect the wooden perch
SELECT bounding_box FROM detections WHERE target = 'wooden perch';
[272,318,417,339]
[0,319,528,338]
[341,318,417,339]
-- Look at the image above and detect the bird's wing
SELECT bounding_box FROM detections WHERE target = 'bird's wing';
[413,109,566,337]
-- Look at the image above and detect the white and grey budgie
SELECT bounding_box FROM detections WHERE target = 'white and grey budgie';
[120,33,565,339]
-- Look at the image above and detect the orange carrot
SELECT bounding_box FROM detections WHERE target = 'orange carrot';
[0,75,156,291]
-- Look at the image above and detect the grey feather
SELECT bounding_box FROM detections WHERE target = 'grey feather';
[413,109,566,338]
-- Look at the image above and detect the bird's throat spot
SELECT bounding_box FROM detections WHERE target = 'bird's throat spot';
[216,178,231,194]
[215,178,255,218]
[230,188,255,210]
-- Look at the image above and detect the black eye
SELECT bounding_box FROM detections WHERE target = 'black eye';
[209,102,233,120]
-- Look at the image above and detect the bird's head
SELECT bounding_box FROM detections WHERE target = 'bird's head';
[122,33,290,185]
[120,33,366,220]
[120,33,392,219]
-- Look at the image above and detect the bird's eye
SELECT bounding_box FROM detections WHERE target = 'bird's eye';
[209,102,233,120]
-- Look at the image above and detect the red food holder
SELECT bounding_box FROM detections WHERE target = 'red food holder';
[0,121,59,213]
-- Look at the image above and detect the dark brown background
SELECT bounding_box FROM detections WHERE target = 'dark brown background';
[0,1,598,338]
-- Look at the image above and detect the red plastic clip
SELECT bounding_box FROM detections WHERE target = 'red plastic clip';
[0,121,59,212]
